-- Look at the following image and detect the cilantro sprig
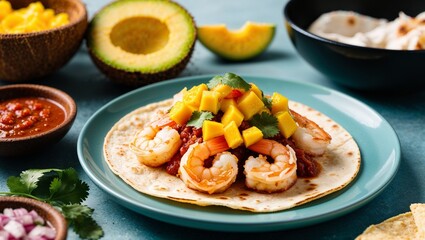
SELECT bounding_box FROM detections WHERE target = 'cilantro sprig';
[187,111,213,128]
[207,73,251,91]
[248,112,280,138]
[0,168,104,240]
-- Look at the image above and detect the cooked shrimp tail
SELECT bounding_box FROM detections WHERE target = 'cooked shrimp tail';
[244,139,297,193]
[179,136,238,194]
[290,110,331,156]
[130,125,182,167]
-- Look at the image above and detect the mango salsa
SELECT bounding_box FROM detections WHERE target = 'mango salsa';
[242,126,263,147]
[203,120,224,141]
[223,121,243,149]
[183,83,208,108]
[199,90,220,114]
[169,101,193,125]
[250,83,262,98]
[212,84,233,99]
[276,111,297,138]
[0,1,70,34]
[237,91,264,119]
[271,92,289,115]
[220,98,237,112]
[221,105,244,127]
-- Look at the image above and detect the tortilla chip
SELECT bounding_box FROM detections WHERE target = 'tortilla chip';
[355,212,418,240]
[103,99,361,212]
[411,203,425,239]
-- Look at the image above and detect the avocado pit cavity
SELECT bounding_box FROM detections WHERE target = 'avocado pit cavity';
[110,17,170,54]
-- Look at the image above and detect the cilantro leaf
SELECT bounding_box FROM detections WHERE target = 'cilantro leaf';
[207,73,251,91]
[49,178,62,196]
[207,75,223,89]
[262,96,272,110]
[62,204,104,240]
[248,112,280,138]
[74,215,104,240]
[6,176,28,194]
[222,73,251,91]
[49,168,89,204]
[186,111,214,128]
[18,169,54,194]
[62,204,93,220]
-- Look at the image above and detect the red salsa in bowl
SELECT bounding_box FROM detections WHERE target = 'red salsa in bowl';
[0,84,76,157]
[0,97,66,138]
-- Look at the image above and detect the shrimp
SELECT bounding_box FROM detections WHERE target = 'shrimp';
[179,136,238,194]
[244,139,297,193]
[130,125,182,167]
[290,110,332,156]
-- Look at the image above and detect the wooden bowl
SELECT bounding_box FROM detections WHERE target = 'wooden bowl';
[0,84,77,157]
[0,0,88,82]
[0,196,67,240]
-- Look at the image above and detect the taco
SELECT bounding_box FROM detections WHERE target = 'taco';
[103,73,360,212]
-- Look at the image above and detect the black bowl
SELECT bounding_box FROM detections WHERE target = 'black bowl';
[284,0,425,90]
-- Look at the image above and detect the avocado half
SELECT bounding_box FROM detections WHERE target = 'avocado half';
[198,22,275,61]
[87,0,196,87]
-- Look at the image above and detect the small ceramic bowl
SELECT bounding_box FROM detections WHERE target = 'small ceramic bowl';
[0,0,87,82]
[284,0,425,90]
[0,84,77,157]
[0,196,67,240]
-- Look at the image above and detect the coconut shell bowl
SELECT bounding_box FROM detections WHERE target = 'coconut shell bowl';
[0,0,87,82]
[0,196,67,240]
[0,84,77,157]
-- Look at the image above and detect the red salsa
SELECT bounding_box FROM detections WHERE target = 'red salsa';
[0,97,65,138]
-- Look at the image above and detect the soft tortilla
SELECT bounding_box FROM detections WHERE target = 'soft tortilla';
[103,99,360,212]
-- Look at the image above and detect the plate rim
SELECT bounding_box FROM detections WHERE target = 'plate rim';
[77,74,401,231]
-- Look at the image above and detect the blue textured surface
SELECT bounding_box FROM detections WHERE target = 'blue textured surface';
[1,0,424,239]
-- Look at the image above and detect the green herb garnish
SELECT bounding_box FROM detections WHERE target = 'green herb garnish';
[262,96,272,109]
[186,111,214,128]
[207,73,251,91]
[248,112,279,138]
[0,168,104,240]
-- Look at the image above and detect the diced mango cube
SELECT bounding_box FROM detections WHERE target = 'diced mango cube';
[237,91,264,119]
[50,13,69,28]
[250,83,262,98]
[221,105,244,127]
[212,84,232,99]
[199,90,220,114]
[220,98,237,112]
[0,0,12,20]
[271,92,289,115]
[183,84,208,108]
[203,120,224,141]
[169,101,193,125]
[276,111,297,138]
[224,121,243,149]
[27,2,45,14]
[242,126,263,147]
[2,13,24,32]
[41,9,55,23]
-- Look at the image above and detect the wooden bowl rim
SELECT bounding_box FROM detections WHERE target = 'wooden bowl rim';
[0,84,77,143]
[0,196,67,240]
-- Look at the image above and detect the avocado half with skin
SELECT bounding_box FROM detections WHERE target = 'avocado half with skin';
[197,22,275,61]
[87,0,196,87]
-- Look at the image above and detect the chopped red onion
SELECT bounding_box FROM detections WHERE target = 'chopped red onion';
[0,207,56,240]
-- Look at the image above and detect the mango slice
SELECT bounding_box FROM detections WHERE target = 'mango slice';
[197,21,275,61]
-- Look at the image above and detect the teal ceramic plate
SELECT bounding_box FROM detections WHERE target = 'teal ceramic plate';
[77,75,400,232]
